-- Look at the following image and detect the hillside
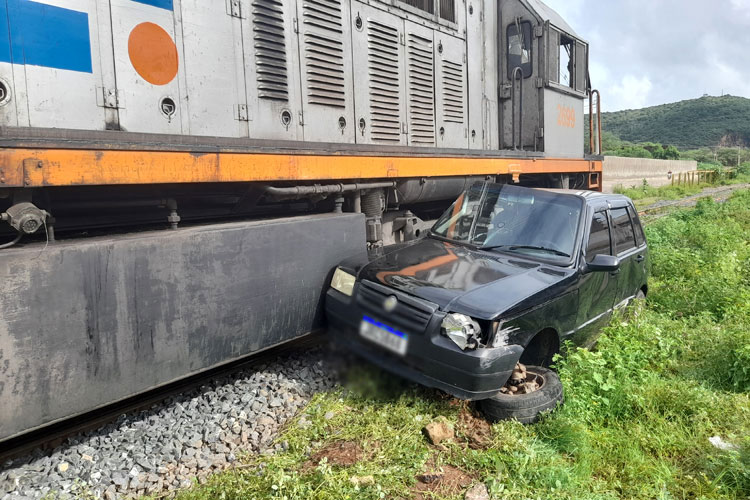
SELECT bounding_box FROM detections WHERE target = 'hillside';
[600,95,750,150]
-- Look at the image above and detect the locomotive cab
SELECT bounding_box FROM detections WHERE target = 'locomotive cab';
[497,0,590,158]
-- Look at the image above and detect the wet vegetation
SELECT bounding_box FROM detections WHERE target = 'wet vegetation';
[596,95,750,151]
[173,190,750,500]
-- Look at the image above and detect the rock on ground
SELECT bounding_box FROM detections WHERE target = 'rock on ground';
[465,482,490,500]
[0,346,343,500]
[423,416,455,445]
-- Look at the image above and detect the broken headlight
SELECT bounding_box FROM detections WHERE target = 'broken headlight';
[441,313,482,351]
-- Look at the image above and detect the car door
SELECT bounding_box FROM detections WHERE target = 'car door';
[573,209,618,347]
[610,206,641,308]
[628,204,649,291]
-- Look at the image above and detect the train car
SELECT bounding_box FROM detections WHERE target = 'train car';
[0,0,602,443]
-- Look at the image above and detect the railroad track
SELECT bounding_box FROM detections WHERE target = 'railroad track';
[0,333,325,464]
[638,183,749,220]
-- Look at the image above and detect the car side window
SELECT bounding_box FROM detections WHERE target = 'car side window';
[611,207,637,254]
[585,211,611,263]
[628,205,646,247]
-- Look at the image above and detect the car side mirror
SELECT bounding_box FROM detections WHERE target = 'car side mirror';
[586,254,620,273]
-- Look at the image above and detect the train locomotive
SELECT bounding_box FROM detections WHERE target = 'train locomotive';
[0,0,602,442]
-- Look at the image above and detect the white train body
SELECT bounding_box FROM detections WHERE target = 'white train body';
[0,0,589,156]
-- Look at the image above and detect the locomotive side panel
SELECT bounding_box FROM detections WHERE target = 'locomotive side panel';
[0,0,112,131]
[296,0,356,143]
[466,0,486,150]
[180,0,248,137]
[243,0,305,140]
[351,3,407,146]
[404,20,437,147]
[110,0,184,134]
[434,32,467,149]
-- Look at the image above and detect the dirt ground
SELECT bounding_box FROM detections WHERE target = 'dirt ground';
[640,183,750,218]
[303,440,364,470]
[412,457,475,500]
[456,407,492,450]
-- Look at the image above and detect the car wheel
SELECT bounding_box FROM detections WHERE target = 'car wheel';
[478,365,563,424]
[626,289,647,320]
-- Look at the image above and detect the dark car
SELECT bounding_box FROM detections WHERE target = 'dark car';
[325,183,648,422]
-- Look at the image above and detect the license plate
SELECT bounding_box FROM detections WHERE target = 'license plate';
[359,316,408,356]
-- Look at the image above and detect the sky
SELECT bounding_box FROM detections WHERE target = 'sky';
[542,0,750,111]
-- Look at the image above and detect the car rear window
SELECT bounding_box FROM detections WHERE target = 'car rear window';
[586,211,611,262]
[611,207,636,254]
[628,205,646,247]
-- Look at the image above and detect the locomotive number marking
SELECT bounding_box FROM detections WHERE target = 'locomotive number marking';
[557,105,576,129]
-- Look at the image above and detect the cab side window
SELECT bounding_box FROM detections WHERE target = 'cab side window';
[611,207,636,254]
[586,211,611,263]
[508,21,533,79]
[628,205,646,247]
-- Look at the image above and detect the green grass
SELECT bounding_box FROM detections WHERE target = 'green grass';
[614,173,750,210]
[614,181,711,209]
[172,191,750,500]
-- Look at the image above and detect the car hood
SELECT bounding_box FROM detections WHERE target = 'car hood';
[359,237,575,318]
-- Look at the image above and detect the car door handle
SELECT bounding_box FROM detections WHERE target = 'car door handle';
[635,255,645,263]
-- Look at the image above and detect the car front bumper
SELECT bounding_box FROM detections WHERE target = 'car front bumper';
[325,284,523,401]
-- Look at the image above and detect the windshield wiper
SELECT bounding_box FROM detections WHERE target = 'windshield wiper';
[480,244,570,257]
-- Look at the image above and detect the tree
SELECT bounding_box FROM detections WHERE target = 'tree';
[615,145,654,159]
[642,142,665,159]
[601,131,623,154]
[681,148,718,164]
[662,145,680,160]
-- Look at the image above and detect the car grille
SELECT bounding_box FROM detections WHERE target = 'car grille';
[356,280,437,334]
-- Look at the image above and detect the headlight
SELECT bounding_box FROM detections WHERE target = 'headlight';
[330,267,356,296]
[441,313,481,350]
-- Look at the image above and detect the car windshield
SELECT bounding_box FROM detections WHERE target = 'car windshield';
[431,183,583,260]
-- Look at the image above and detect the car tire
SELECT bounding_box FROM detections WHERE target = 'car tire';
[626,289,647,320]
[478,366,563,424]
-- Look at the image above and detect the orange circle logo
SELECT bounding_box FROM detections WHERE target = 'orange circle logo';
[128,22,179,86]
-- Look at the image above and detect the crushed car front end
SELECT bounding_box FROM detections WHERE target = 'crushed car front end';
[326,275,524,400]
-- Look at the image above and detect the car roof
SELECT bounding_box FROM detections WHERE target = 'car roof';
[470,183,634,210]
[536,188,634,209]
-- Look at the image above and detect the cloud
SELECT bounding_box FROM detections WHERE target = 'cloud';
[541,0,750,110]
[730,0,750,19]
[608,75,653,111]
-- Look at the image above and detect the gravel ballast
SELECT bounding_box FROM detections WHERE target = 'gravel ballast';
[0,346,340,499]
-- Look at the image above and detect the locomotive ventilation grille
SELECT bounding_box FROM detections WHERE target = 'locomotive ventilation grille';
[407,33,436,145]
[357,281,434,333]
[302,0,346,108]
[367,19,401,143]
[252,0,289,101]
[441,58,464,123]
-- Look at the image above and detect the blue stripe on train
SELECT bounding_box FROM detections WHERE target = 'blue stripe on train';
[132,0,173,10]
[0,0,92,73]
